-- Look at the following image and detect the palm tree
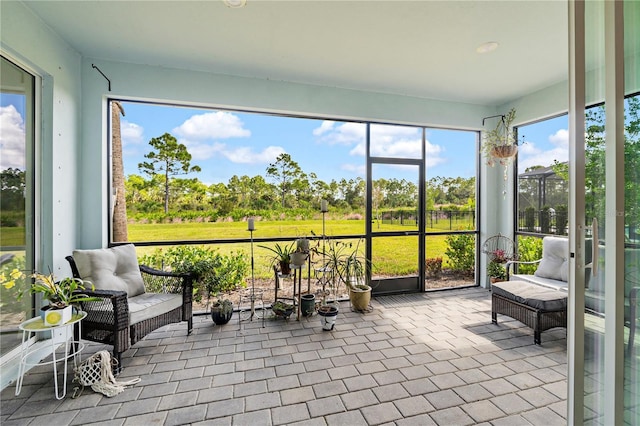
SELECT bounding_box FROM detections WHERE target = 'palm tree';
[111,101,128,241]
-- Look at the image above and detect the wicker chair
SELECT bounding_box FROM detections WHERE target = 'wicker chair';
[65,244,193,371]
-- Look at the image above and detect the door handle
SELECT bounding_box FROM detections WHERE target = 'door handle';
[591,217,598,277]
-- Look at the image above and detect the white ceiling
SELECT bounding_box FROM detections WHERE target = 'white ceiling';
[23,0,569,106]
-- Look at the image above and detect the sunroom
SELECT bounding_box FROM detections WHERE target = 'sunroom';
[1,1,638,424]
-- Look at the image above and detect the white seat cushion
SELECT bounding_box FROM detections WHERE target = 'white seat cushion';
[511,273,568,292]
[128,293,183,325]
[73,244,146,297]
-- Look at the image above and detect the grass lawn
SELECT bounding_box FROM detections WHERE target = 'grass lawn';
[128,219,476,279]
[0,227,25,247]
[1,219,476,280]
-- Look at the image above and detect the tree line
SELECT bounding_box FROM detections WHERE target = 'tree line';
[123,133,476,217]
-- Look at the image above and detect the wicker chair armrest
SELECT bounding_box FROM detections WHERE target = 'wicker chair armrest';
[139,264,194,296]
[505,259,542,280]
[78,289,129,332]
[139,264,191,279]
[80,288,127,299]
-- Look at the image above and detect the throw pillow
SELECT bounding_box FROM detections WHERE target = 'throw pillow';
[534,236,569,282]
[73,244,146,297]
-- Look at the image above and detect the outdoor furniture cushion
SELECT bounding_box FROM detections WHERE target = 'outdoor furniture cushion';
[533,236,569,282]
[73,244,146,297]
[492,280,567,312]
[128,293,183,325]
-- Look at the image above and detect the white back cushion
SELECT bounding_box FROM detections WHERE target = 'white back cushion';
[73,244,145,297]
[534,236,569,282]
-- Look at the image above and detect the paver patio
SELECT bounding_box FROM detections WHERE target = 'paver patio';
[0,287,568,425]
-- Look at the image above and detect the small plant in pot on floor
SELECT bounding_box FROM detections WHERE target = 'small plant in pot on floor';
[487,260,507,284]
[272,300,295,319]
[211,298,234,325]
[205,251,249,325]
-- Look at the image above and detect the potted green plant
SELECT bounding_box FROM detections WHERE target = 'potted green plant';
[1,269,99,326]
[259,241,296,275]
[322,238,372,313]
[211,298,233,325]
[481,108,520,165]
[272,300,295,319]
[487,260,507,283]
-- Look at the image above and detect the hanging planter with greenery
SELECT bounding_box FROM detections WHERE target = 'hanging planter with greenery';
[481,108,521,166]
[481,108,525,197]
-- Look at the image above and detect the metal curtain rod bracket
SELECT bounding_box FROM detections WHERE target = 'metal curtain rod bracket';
[482,113,506,127]
[92,64,111,91]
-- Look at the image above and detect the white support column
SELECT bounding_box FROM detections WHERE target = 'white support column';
[567,1,586,423]
[603,1,625,423]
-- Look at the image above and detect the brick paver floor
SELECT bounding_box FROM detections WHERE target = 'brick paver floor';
[0,287,568,425]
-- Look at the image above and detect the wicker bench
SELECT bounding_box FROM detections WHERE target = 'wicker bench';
[491,280,567,345]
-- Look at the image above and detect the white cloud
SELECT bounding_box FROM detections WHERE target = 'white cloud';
[549,128,569,147]
[349,142,366,157]
[184,141,226,161]
[0,105,26,169]
[330,123,447,171]
[314,122,366,145]
[120,120,144,145]
[341,163,366,176]
[425,141,447,168]
[371,124,420,142]
[368,137,427,158]
[518,134,569,173]
[313,120,335,136]
[221,145,285,164]
[173,111,251,140]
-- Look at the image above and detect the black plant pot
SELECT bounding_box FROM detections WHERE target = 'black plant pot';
[301,294,316,317]
[211,307,233,325]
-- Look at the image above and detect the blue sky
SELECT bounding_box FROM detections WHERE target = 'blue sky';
[118,101,568,186]
[0,96,569,182]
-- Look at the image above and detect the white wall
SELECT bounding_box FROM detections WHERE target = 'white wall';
[0,1,82,277]
[0,0,83,390]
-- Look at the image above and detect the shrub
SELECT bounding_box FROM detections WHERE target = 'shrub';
[0,254,27,314]
[540,206,551,234]
[139,245,249,300]
[555,204,568,235]
[444,233,475,275]
[517,236,543,274]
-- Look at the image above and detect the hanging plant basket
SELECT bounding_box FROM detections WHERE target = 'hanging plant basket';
[490,145,518,159]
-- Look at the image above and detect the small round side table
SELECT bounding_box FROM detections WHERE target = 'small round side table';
[16,311,86,399]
